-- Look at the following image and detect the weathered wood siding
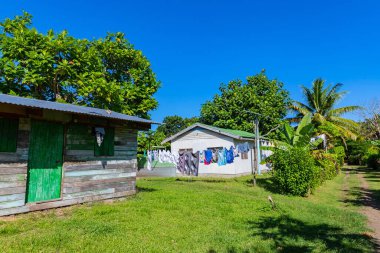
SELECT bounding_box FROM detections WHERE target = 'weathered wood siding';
[0,117,29,213]
[0,113,140,216]
[62,125,138,204]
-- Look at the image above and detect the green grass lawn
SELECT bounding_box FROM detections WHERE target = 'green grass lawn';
[0,172,374,252]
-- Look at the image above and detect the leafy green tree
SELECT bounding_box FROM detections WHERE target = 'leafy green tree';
[156,115,199,137]
[200,71,290,136]
[291,78,361,140]
[0,12,160,118]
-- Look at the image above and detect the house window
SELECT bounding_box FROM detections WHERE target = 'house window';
[94,127,115,156]
[0,118,18,152]
[241,152,248,160]
[179,148,193,152]
[207,147,223,151]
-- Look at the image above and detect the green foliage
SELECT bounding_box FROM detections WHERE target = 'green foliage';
[137,131,168,156]
[272,113,323,150]
[156,115,198,137]
[271,147,319,196]
[291,78,361,141]
[346,140,379,166]
[200,71,290,136]
[137,115,198,160]
[316,153,339,182]
[367,153,380,169]
[0,12,159,118]
[330,146,345,166]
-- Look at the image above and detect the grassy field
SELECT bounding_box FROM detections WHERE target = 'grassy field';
[0,171,374,252]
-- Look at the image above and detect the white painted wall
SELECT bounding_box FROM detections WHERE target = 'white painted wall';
[170,127,255,175]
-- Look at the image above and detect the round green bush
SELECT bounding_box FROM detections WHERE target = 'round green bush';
[272,147,319,196]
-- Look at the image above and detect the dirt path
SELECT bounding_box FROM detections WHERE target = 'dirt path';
[357,171,380,252]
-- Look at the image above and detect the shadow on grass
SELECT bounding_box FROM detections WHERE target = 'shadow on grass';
[136,186,158,193]
[248,215,373,253]
[175,178,229,183]
[249,176,282,194]
[342,167,380,211]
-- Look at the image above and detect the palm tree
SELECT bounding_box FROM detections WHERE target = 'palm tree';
[291,78,362,141]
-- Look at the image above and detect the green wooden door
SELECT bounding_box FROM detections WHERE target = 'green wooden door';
[27,120,64,203]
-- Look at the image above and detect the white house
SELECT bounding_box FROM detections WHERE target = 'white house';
[162,123,272,177]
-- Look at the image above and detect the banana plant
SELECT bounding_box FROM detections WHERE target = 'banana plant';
[267,113,323,151]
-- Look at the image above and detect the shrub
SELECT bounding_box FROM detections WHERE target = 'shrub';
[316,153,339,181]
[330,146,345,167]
[271,147,319,196]
[367,153,380,169]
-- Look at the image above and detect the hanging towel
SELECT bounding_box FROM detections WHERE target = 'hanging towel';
[191,151,200,176]
[212,149,218,163]
[177,151,186,173]
[199,151,204,163]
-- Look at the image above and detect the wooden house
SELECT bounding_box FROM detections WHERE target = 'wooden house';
[0,94,153,216]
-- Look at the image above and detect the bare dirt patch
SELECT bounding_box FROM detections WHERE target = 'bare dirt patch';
[357,172,380,252]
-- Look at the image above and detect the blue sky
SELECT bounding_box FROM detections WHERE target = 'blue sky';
[2,0,380,123]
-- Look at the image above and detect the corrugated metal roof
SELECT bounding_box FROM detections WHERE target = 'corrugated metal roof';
[0,94,156,124]
[161,123,256,144]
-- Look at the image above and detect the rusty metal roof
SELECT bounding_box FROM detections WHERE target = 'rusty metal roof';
[0,94,156,125]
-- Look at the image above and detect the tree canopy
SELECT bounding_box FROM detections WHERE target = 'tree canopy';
[156,115,199,137]
[200,71,290,136]
[290,78,361,141]
[0,12,160,118]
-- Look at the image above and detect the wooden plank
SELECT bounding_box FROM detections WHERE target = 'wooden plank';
[0,190,136,216]
[63,188,115,199]
[63,181,131,194]
[0,167,28,175]
[0,163,27,168]
[64,172,136,183]
[65,168,135,177]
[64,155,136,162]
[0,193,25,203]
[63,162,136,172]
[0,181,26,189]
[0,174,26,182]
[63,177,134,188]
[0,200,25,209]
[0,187,25,196]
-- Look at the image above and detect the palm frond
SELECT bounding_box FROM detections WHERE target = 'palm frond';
[327,106,363,117]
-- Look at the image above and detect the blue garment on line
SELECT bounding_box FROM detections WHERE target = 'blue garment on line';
[226,146,234,164]
[237,142,250,153]
[217,149,227,166]
[204,150,213,164]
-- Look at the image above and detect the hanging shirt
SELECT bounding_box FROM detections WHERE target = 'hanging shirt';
[226,146,234,164]
[237,142,250,153]
[218,149,227,166]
